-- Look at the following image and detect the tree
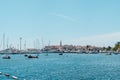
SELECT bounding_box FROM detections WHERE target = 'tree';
[113,42,120,51]
[107,46,112,51]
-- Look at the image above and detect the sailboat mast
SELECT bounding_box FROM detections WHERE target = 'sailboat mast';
[6,37,9,49]
[3,33,5,50]
[24,40,26,50]
[20,37,22,51]
[41,38,44,49]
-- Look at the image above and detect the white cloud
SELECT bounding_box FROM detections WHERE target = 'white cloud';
[50,13,77,22]
[68,32,120,47]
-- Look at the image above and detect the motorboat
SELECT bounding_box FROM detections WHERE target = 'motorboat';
[12,76,18,80]
[59,53,63,55]
[28,55,39,58]
[0,72,2,75]
[2,55,11,59]
[5,74,10,77]
[24,54,28,57]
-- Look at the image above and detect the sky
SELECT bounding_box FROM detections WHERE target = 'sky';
[0,0,120,49]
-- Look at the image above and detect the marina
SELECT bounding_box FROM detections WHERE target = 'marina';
[0,0,120,80]
[0,53,120,80]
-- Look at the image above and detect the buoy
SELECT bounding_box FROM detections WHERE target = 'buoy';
[12,76,18,80]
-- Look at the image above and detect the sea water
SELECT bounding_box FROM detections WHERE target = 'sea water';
[0,53,120,80]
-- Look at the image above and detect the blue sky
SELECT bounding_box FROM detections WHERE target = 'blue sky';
[0,0,120,49]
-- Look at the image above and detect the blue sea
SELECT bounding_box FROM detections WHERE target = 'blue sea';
[0,53,120,80]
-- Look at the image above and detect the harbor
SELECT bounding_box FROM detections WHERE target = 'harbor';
[0,0,120,80]
[0,53,120,80]
[0,41,120,55]
[0,40,119,80]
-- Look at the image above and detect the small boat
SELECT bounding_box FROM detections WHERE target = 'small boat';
[24,54,28,57]
[114,52,119,55]
[0,72,2,75]
[2,55,11,59]
[12,76,18,80]
[5,74,10,77]
[28,55,39,58]
[106,52,112,55]
[59,53,63,55]
[45,53,48,56]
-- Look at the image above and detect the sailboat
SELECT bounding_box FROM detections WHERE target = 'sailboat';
[2,34,11,59]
